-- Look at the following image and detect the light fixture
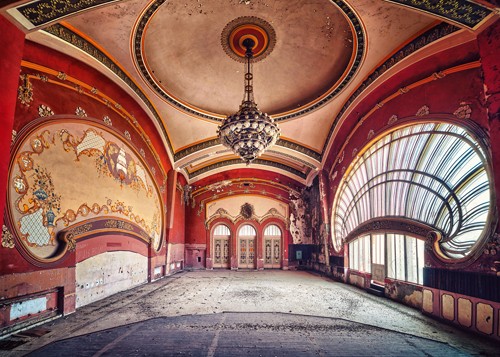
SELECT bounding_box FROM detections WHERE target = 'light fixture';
[217,38,280,165]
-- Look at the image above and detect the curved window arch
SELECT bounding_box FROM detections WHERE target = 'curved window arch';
[264,224,281,236]
[332,122,493,259]
[214,224,230,236]
[239,224,257,236]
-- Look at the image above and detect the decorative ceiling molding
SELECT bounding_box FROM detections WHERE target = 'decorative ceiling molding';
[384,0,493,29]
[322,22,460,156]
[187,159,307,180]
[132,0,366,122]
[41,23,174,157]
[174,137,321,163]
[11,0,119,29]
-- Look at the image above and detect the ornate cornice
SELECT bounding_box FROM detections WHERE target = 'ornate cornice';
[41,24,174,157]
[385,0,493,29]
[175,138,321,163]
[188,159,306,180]
[16,0,117,28]
[322,22,460,156]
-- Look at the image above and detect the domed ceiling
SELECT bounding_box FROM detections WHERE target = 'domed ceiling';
[4,0,497,184]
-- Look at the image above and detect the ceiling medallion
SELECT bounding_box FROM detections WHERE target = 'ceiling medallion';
[221,16,276,63]
[217,36,280,165]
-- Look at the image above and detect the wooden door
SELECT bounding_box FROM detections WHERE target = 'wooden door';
[238,238,255,269]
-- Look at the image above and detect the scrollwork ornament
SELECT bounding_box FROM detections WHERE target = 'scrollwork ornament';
[66,234,76,252]
[18,74,33,107]
[2,225,15,249]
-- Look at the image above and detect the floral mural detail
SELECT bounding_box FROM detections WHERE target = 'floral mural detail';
[367,129,375,140]
[103,116,112,126]
[38,105,54,117]
[453,102,472,120]
[352,148,358,157]
[75,107,87,117]
[9,122,164,259]
[124,130,131,141]
[416,105,430,116]
[2,225,15,249]
[139,148,146,158]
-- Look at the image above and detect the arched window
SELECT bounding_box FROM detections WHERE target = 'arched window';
[212,224,231,268]
[332,122,493,259]
[239,224,257,236]
[264,224,281,236]
[214,224,230,236]
[264,224,282,268]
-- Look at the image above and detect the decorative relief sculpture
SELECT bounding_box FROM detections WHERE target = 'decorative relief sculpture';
[240,203,255,219]
[18,74,33,107]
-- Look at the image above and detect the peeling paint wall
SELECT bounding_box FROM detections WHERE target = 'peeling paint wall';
[75,251,148,308]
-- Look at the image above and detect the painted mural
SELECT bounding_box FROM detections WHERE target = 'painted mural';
[8,121,163,259]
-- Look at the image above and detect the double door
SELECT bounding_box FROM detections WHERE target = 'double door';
[264,237,281,269]
[238,237,255,269]
[213,237,230,268]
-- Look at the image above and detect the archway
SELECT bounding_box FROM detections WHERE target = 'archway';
[238,224,257,269]
[263,224,282,269]
[212,224,231,269]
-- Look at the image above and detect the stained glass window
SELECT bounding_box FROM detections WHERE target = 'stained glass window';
[332,122,492,259]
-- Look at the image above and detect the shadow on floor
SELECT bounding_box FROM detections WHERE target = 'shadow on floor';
[28,312,469,357]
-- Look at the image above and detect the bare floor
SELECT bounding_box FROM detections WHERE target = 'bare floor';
[3,270,500,356]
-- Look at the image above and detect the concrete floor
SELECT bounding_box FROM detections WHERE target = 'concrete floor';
[3,270,500,356]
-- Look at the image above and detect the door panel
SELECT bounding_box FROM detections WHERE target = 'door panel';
[238,238,255,269]
[213,236,230,268]
[264,237,281,269]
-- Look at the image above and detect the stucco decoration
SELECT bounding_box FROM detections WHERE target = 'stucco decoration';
[206,195,287,226]
[2,225,15,249]
[240,203,255,219]
[17,74,33,107]
[8,121,163,260]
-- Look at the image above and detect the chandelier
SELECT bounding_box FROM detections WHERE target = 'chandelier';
[217,38,280,165]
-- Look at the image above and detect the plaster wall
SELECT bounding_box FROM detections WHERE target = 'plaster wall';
[75,251,148,308]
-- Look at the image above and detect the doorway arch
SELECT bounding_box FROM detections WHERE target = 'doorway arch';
[238,224,257,269]
[212,224,231,269]
[263,224,282,269]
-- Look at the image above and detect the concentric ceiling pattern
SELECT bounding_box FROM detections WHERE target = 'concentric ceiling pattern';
[134,0,359,121]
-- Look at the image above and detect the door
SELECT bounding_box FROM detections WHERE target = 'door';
[238,224,256,269]
[371,233,385,286]
[212,224,230,269]
[264,224,281,269]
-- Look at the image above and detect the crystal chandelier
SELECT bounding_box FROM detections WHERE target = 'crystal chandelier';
[217,38,280,165]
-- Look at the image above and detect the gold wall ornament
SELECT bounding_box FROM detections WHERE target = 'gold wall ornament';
[18,74,34,107]
[453,102,472,120]
[2,225,15,249]
[75,107,87,117]
[38,104,54,117]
